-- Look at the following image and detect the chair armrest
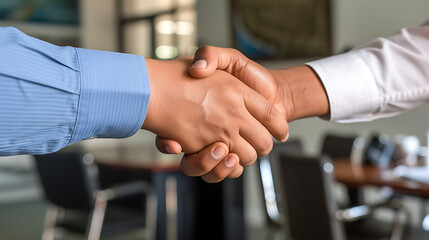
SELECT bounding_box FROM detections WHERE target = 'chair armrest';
[100,181,153,201]
[337,198,411,240]
[336,198,408,222]
[90,181,158,240]
[336,205,370,222]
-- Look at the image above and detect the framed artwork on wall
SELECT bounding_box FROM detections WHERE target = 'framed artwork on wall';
[0,0,80,46]
[0,0,79,25]
[230,0,332,59]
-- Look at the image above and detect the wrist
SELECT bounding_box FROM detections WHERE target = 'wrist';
[272,65,330,122]
[141,58,161,132]
[141,57,193,136]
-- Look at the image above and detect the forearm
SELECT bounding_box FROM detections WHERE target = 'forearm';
[272,65,330,122]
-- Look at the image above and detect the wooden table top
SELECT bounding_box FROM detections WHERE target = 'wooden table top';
[88,147,182,173]
[96,158,182,173]
[333,159,429,198]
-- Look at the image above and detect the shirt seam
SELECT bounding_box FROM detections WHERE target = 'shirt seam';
[0,136,71,148]
[384,87,429,102]
[66,47,82,146]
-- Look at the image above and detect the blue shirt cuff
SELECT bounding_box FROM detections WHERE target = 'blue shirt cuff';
[69,48,150,145]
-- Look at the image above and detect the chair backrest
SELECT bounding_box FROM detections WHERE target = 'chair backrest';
[321,134,359,159]
[363,133,395,168]
[272,151,345,240]
[34,152,100,209]
[256,140,303,225]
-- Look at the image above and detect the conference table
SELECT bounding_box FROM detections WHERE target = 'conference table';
[333,159,429,198]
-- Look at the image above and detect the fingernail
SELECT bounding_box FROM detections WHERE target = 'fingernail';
[282,133,289,142]
[166,146,175,154]
[191,60,207,69]
[212,146,226,160]
[225,156,236,168]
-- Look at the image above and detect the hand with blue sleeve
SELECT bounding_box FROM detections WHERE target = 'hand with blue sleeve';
[0,27,289,169]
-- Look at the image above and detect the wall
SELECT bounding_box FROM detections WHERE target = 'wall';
[81,0,118,51]
[196,0,232,47]
[333,0,429,53]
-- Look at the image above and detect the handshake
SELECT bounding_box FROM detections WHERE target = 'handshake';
[141,46,330,183]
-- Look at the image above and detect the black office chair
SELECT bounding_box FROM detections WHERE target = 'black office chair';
[321,133,366,207]
[255,140,303,226]
[272,151,408,240]
[321,133,363,160]
[34,152,157,240]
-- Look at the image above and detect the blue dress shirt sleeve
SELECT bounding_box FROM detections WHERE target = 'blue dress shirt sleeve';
[0,27,150,156]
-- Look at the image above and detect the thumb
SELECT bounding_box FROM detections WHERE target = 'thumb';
[188,46,219,79]
[188,46,278,100]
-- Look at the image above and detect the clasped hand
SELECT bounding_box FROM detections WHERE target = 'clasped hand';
[142,50,291,182]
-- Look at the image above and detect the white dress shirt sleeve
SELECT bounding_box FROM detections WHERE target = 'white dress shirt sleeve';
[307,21,429,123]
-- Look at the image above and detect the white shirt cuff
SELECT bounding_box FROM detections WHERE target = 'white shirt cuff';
[306,52,380,122]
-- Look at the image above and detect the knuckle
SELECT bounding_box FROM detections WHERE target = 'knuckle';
[230,48,245,59]
[197,46,214,56]
[202,174,222,183]
[180,167,196,177]
[211,170,226,181]
[241,152,257,167]
[230,48,241,56]
[240,158,251,167]
[264,104,277,123]
[180,159,211,176]
[257,138,273,156]
[228,166,244,179]
[179,160,190,174]
[229,173,241,179]
[228,105,242,119]
[232,49,249,69]
[197,161,213,174]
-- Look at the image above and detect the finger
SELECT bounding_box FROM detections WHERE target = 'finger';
[205,154,244,182]
[243,88,289,142]
[180,142,228,177]
[188,46,277,99]
[238,109,274,156]
[228,164,244,179]
[201,154,239,183]
[155,136,182,154]
[230,136,258,167]
[206,154,244,180]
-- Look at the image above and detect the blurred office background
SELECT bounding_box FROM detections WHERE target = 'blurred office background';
[1,0,429,239]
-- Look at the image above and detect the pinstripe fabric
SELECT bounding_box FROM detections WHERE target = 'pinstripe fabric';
[0,27,150,156]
